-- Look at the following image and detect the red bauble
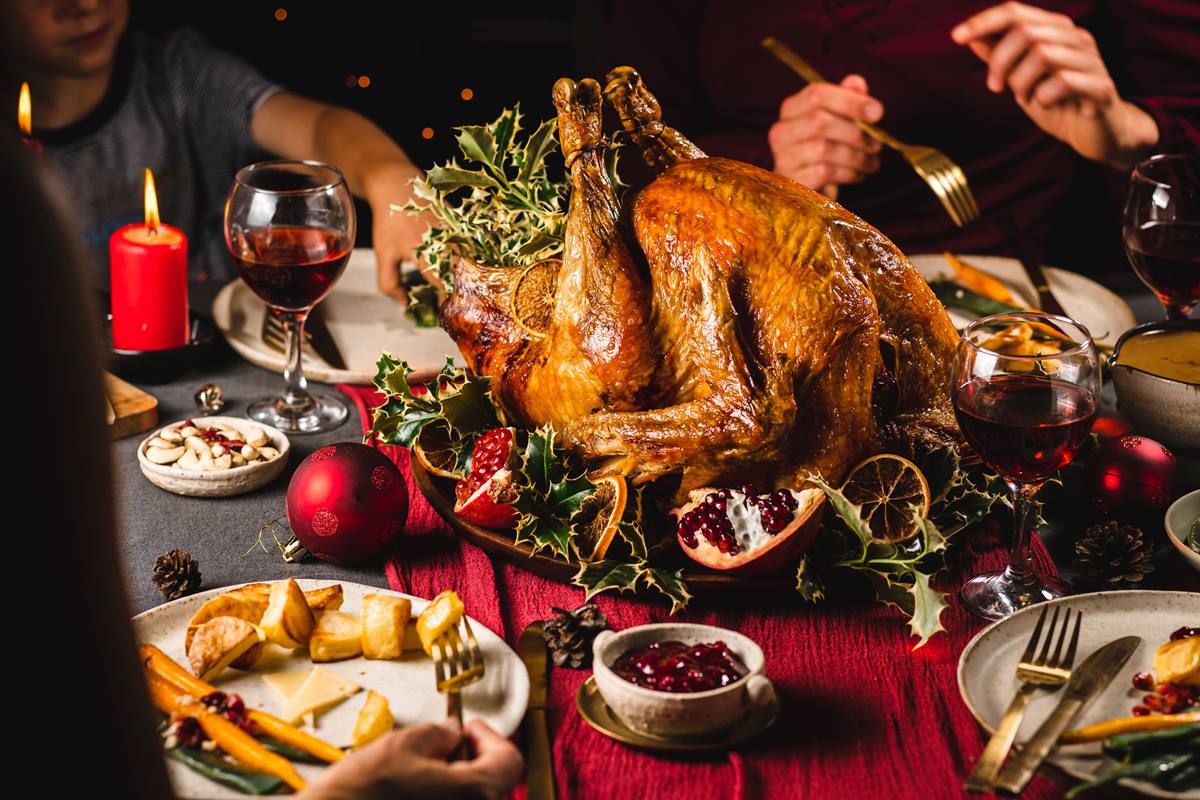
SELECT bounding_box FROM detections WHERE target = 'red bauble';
[1082,435,1178,518]
[285,443,408,565]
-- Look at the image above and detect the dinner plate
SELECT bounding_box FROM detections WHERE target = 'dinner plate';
[910,253,1136,349]
[958,590,1200,798]
[133,579,530,799]
[211,248,460,385]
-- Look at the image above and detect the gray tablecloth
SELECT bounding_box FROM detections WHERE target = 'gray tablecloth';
[115,275,1190,615]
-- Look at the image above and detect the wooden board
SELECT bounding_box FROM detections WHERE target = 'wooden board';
[411,460,796,599]
[104,370,158,440]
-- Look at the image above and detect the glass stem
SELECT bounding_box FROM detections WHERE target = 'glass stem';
[279,309,313,412]
[1005,481,1042,583]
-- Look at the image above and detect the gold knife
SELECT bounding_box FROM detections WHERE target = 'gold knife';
[518,622,556,800]
[994,635,1141,795]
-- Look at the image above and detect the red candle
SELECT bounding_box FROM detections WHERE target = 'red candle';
[109,168,189,350]
[17,82,42,155]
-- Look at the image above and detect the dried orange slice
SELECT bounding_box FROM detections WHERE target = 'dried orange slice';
[511,259,560,337]
[570,475,628,562]
[841,454,931,543]
[412,423,466,480]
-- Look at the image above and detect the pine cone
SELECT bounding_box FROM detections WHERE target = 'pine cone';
[1073,521,1154,589]
[543,602,608,669]
[152,548,202,600]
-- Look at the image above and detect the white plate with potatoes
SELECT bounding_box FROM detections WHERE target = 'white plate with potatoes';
[133,579,530,800]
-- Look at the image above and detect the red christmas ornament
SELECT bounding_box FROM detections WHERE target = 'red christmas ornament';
[1083,435,1178,518]
[285,443,408,564]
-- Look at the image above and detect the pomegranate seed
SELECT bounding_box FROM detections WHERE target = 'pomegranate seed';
[1170,626,1199,641]
[1132,705,1151,716]
[1132,672,1155,691]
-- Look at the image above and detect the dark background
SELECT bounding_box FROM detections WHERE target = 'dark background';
[131,1,610,226]
[131,1,614,248]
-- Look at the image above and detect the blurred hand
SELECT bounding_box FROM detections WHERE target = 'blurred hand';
[769,74,884,198]
[365,163,432,304]
[952,1,1158,169]
[299,719,524,800]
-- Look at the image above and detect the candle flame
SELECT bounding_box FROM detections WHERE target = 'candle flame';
[144,168,160,229]
[18,82,31,136]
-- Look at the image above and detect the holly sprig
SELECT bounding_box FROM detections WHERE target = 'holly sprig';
[395,106,567,294]
[796,448,1006,649]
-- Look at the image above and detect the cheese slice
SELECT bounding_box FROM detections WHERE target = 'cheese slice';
[262,669,313,705]
[281,665,362,724]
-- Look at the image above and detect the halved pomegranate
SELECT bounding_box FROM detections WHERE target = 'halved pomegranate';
[454,428,519,529]
[672,485,825,574]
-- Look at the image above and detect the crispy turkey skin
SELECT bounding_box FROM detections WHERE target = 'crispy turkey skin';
[439,70,960,496]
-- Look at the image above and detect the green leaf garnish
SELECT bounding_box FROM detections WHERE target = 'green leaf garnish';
[396,106,568,295]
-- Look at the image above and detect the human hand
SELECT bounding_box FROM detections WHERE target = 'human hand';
[365,163,432,304]
[952,1,1158,170]
[299,719,524,800]
[769,74,884,198]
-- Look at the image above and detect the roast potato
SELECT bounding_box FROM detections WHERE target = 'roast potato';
[185,594,267,669]
[188,617,263,681]
[361,595,411,660]
[261,578,316,649]
[352,690,394,748]
[309,610,363,662]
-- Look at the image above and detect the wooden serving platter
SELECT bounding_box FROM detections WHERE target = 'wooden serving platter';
[411,461,796,598]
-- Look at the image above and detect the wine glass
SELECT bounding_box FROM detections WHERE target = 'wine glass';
[1123,154,1200,320]
[225,160,355,433]
[953,313,1100,621]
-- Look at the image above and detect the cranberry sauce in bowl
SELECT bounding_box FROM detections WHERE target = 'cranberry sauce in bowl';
[611,640,746,693]
[591,622,775,739]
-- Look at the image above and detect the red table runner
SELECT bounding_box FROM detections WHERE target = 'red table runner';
[341,384,1066,800]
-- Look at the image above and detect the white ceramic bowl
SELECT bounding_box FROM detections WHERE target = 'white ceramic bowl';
[1165,489,1200,572]
[137,416,290,497]
[591,622,775,740]
[1108,321,1200,454]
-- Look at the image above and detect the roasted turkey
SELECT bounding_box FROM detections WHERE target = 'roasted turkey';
[440,68,961,495]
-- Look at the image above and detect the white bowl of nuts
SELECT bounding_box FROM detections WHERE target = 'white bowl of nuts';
[137,416,289,497]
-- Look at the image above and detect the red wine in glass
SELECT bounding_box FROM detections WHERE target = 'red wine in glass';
[954,375,1097,484]
[1124,220,1200,317]
[230,226,351,311]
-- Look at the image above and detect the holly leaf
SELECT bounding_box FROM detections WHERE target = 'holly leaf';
[803,473,873,548]
[640,564,692,614]
[519,426,565,489]
[572,559,646,600]
[795,557,826,603]
[455,125,496,167]
[906,573,948,649]
[518,119,559,184]
[425,164,500,193]
[514,513,573,559]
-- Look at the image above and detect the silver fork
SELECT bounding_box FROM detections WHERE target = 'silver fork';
[431,617,486,759]
[761,37,981,227]
[963,605,1082,793]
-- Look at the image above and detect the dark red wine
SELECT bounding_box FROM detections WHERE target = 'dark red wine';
[954,376,1096,484]
[1124,221,1200,313]
[231,226,351,310]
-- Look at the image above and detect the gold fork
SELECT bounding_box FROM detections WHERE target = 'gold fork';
[761,37,981,228]
[432,616,486,759]
[963,605,1082,793]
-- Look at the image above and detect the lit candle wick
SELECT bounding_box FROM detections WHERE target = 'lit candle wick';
[17,82,31,137]
[144,167,161,233]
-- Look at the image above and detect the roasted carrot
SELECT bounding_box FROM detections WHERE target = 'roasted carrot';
[1060,710,1200,744]
[140,644,344,763]
[944,252,1017,305]
[145,671,306,791]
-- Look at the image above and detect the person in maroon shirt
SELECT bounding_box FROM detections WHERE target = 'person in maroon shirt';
[605,0,1199,275]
